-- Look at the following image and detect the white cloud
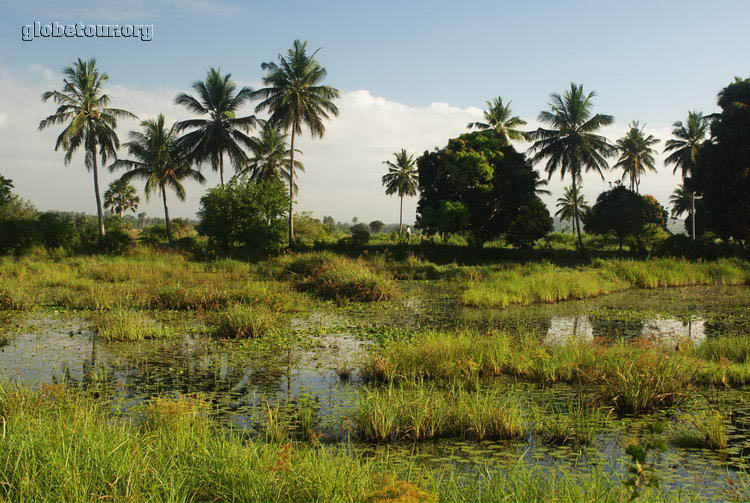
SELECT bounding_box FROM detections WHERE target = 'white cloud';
[0,64,685,225]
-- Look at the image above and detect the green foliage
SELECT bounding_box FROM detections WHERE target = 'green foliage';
[350,223,371,245]
[586,185,665,250]
[0,175,13,206]
[417,131,550,247]
[92,308,174,341]
[197,177,289,255]
[614,121,660,193]
[103,179,140,216]
[369,220,385,233]
[211,304,277,338]
[694,77,750,243]
[624,422,667,501]
[507,197,554,248]
[37,212,77,250]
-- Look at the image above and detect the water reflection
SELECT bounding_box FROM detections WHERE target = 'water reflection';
[544,316,593,345]
[640,317,706,346]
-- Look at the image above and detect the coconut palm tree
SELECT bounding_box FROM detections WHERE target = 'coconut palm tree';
[467,96,528,145]
[252,39,340,246]
[109,114,206,243]
[103,179,139,217]
[382,149,419,236]
[174,68,258,188]
[235,124,304,194]
[555,184,590,233]
[39,58,137,237]
[614,121,660,193]
[669,183,692,219]
[663,111,708,239]
[527,83,615,247]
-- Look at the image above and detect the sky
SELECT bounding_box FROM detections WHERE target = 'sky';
[1,0,748,224]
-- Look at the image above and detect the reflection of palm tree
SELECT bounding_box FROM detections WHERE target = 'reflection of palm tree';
[382,149,419,236]
[527,83,615,247]
[467,96,528,145]
[614,121,659,193]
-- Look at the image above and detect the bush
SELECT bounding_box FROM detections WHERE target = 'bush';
[37,212,77,250]
[198,178,288,255]
[350,223,371,245]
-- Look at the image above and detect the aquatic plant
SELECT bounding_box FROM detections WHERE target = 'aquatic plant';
[92,307,174,341]
[211,304,277,338]
[670,410,728,450]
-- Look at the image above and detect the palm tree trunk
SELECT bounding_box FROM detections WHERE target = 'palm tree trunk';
[91,142,105,237]
[219,152,224,188]
[288,128,296,248]
[399,194,404,236]
[691,191,696,240]
[161,184,173,243]
[572,177,582,248]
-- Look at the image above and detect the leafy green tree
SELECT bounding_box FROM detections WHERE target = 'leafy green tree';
[0,175,13,206]
[253,39,340,246]
[350,223,370,245]
[467,97,528,145]
[614,121,659,193]
[527,83,615,247]
[236,124,304,193]
[555,185,590,232]
[103,179,140,217]
[382,149,419,236]
[693,77,750,243]
[37,212,77,249]
[663,111,709,238]
[197,177,289,254]
[174,68,258,187]
[585,184,664,250]
[109,114,206,243]
[417,130,549,248]
[507,197,553,248]
[369,220,385,233]
[39,58,137,237]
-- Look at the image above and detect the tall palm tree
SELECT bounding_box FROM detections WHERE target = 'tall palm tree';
[235,124,304,194]
[467,96,528,145]
[527,83,615,247]
[555,185,589,233]
[39,57,137,237]
[613,121,660,193]
[382,149,419,235]
[109,114,206,242]
[103,179,139,217]
[669,183,691,219]
[252,39,340,246]
[174,68,258,188]
[663,111,708,239]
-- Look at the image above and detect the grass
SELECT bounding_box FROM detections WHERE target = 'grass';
[462,258,750,308]
[352,384,524,442]
[211,304,278,338]
[285,252,399,302]
[0,383,703,503]
[91,308,175,342]
[670,410,728,450]
[532,403,608,446]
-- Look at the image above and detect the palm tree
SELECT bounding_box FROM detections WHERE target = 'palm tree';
[527,83,615,247]
[613,121,660,193]
[235,124,304,194]
[103,179,139,217]
[109,114,206,242]
[39,57,137,237]
[252,39,340,246]
[555,185,589,233]
[174,68,258,188]
[467,96,528,145]
[382,149,419,235]
[663,111,708,239]
[534,178,552,196]
[669,183,691,219]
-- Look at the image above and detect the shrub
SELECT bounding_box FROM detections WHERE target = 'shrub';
[198,177,288,255]
[350,223,371,245]
[37,212,77,250]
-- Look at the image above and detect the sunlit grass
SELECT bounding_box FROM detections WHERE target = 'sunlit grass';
[91,307,175,342]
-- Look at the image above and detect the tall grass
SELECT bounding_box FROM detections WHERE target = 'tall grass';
[670,410,728,450]
[211,304,278,338]
[91,308,175,341]
[462,258,750,308]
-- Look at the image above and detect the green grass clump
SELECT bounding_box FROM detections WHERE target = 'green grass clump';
[353,384,523,442]
[533,404,607,446]
[693,334,750,364]
[211,304,277,338]
[670,410,728,450]
[286,252,398,302]
[0,285,36,310]
[92,308,174,342]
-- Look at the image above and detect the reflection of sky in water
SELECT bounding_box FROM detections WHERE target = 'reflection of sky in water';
[641,317,706,346]
[544,316,593,345]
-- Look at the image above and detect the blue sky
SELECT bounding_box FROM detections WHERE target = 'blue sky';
[1,0,748,222]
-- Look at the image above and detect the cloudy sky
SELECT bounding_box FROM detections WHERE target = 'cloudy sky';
[2,0,748,224]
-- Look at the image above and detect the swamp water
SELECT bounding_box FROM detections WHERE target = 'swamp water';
[2,284,750,501]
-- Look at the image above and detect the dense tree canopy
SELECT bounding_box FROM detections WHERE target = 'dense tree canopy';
[416,130,551,247]
[585,185,666,250]
[693,77,750,244]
